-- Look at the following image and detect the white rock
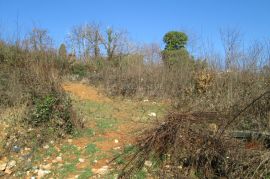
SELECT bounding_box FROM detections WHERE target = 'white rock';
[78,158,85,163]
[143,99,149,102]
[6,160,16,169]
[43,145,49,149]
[113,146,121,150]
[93,160,98,163]
[114,139,119,143]
[37,169,51,178]
[144,160,152,167]
[148,112,157,117]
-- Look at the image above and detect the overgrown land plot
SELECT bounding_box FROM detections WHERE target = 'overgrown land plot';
[0,26,270,179]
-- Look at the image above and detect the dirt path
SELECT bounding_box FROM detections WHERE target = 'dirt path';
[10,81,167,178]
[62,82,144,178]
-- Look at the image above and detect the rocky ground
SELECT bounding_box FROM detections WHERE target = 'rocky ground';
[0,81,168,178]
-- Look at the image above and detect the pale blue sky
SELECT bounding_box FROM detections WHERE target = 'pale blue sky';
[0,0,269,53]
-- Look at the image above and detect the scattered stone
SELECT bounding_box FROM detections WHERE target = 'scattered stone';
[113,146,121,150]
[78,158,85,163]
[143,99,149,102]
[114,139,119,143]
[30,176,36,179]
[6,160,16,169]
[56,156,62,162]
[148,112,157,117]
[209,123,218,134]
[93,165,109,175]
[50,140,54,144]
[43,145,49,149]
[144,160,152,167]
[68,139,73,143]
[37,169,51,178]
[52,160,57,163]
[12,145,21,153]
[93,160,98,163]
[0,160,7,171]
[4,168,12,175]
[24,147,31,151]
[41,163,51,170]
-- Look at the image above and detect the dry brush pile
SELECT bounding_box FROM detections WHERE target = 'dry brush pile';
[116,90,270,178]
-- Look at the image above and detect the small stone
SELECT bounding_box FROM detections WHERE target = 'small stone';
[78,158,85,163]
[0,161,7,171]
[143,99,149,102]
[114,139,119,143]
[113,146,121,150]
[93,166,109,175]
[148,112,156,117]
[24,147,31,151]
[56,156,62,162]
[41,163,51,170]
[12,145,21,153]
[37,169,51,178]
[6,160,16,169]
[4,168,12,175]
[52,160,57,163]
[93,160,98,163]
[144,160,152,167]
[67,139,73,143]
[43,145,49,149]
[50,141,54,144]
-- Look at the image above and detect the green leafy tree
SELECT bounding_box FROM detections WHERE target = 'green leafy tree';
[163,31,188,50]
[59,43,67,59]
[162,31,190,67]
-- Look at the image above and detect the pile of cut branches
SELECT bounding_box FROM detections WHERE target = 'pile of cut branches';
[116,90,270,178]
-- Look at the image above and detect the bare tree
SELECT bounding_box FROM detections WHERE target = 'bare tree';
[67,23,102,60]
[220,28,243,70]
[245,41,264,71]
[27,27,53,51]
[102,27,127,61]
[141,43,161,64]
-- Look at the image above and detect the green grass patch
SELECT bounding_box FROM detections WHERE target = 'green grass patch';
[85,144,99,155]
[78,168,93,179]
[60,163,77,177]
[61,144,81,156]
[96,117,117,133]
[73,128,95,138]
